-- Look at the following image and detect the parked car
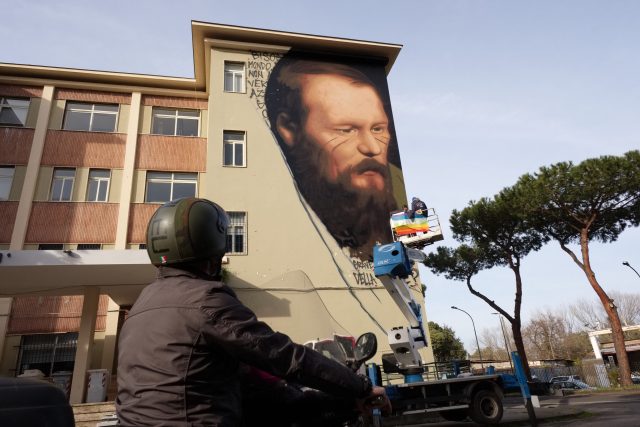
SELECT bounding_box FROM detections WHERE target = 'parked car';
[551,379,595,391]
[631,372,640,385]
[549,375,582,384]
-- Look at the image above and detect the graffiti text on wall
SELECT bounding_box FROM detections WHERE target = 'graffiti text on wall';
[351,258,380,287]
[247,51,283,121]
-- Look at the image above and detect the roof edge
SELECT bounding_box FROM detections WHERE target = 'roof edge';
[0,62,201,92]
[190,21,403,86]
[1,22,403,94]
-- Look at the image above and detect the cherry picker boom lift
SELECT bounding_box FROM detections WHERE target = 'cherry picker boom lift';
[371,241,506,425]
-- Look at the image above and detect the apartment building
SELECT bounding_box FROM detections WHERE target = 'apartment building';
[0,21,434,403]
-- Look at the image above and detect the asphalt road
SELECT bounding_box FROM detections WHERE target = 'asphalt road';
[400,390,640,426]
[539,391,640,426]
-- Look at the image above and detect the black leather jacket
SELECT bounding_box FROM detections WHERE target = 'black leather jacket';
[116,266,371,426]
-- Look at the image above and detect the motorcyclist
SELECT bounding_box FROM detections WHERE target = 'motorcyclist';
[116,197,390,426]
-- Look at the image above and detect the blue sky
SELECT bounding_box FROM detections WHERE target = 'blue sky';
[3,0,639,352]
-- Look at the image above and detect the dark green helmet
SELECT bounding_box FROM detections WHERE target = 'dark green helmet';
[146,198,229,267]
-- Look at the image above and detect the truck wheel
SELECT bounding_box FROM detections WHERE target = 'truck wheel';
[440,409,468,421]
[469,390,503,424]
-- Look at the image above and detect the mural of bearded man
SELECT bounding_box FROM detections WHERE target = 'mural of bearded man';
[265,55,403,260]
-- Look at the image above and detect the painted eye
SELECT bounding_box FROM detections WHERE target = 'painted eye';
[371,125,387,134]
[336,127,356,134]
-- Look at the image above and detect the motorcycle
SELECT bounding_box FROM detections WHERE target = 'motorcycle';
[241,332,381,427]
[95,333,381,427]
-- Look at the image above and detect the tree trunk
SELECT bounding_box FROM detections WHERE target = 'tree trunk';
[511,320,532,380]
[510,262,531,380]
[463,270,531,379]
[580,230,632,386]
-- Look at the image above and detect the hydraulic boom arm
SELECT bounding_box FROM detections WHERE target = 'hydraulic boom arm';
[373,242,428,371]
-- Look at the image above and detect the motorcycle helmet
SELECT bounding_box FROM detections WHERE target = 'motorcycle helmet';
[146,197,229,266]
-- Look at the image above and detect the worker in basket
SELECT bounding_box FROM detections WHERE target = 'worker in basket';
[410,197,428,219]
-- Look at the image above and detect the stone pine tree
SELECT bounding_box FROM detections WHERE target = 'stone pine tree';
[428,321,468,363]
[515,150,640,386]
[427,191,547,379]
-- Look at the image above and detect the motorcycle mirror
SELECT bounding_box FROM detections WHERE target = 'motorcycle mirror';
[354,332,378,363]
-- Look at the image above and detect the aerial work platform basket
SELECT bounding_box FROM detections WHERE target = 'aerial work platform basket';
[389,208,444,249]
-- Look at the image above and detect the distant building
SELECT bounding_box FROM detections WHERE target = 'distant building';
[590,327,640,367]
[0,21,434,403]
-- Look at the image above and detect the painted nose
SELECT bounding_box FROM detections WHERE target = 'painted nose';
[357,131,382,156]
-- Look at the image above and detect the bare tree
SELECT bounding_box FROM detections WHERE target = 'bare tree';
[523,309,567,360]
[569,291,640,330]
[611,291,640,326]
[479,328,507,360]
[480,325,515,361]
[523,308,601,361]
[569,298,607,330]
[558,307,580,335]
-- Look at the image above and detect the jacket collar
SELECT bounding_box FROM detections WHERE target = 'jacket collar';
[156,265,235,296]
[158,265,210,280]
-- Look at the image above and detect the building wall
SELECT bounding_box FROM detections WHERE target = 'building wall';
[25,203,118,244]
[40,130,127,168]
[0,336,21,377]
[0,330,110,377]
[134,134,206,172]
[0,31,435,376]
[202,46,434,361]
[7,295,109,334]
[0,202,18,243]
[0,78,219,382]
[0,128,33,166]
[0,295,109,377]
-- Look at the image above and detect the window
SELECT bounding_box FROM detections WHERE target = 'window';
[38,244,64,250]
[151,108,199,137]
[0,97,30,127]
[77,244,101,250]
[0,166,15,201]
[63,102,118,132]
[226,212,246,254]
[86,169,110,202]
[145,172,197,203]
[223,131,246,167]
[224,62,245,93]
[50,168,75,201]
[15,333,78,377]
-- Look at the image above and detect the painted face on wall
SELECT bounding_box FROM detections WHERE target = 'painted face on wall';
[278,74,391,193]
[266,58,400,258]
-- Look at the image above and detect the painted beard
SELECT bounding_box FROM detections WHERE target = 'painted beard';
[284,134,398,260]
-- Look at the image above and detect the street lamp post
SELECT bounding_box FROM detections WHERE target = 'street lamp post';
[451,306,484,371]
[622,261,640,279]
[492,312,514,371]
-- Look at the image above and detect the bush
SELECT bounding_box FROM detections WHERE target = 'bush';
[607,366,620,387]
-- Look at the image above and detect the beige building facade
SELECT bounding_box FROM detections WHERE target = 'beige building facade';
[0,21,434,404]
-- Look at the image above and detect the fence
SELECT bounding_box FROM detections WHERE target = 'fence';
[530,358,640,388]
[380,356,639,388]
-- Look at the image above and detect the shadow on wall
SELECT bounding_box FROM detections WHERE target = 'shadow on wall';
[226,272,292,318]
[227,270,349,341]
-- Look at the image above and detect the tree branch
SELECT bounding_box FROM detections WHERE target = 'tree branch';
[585,213,597,230]
[558,240,585,271]
[465,276,514,323]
